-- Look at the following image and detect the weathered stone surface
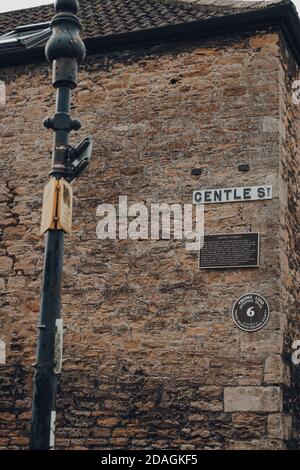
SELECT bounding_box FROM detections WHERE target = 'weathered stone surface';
[0,28,299,450]
[264,355,284,384]
[263,117,279,133]
[224,387,282,412]
[268,414,292,440]
[230,439,284,450]
[278,31,300,450]
[0,256,13,275]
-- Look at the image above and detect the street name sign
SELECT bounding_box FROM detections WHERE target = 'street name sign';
[193,185,272,204]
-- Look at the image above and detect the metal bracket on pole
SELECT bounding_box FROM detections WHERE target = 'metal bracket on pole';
[66,137,93,183]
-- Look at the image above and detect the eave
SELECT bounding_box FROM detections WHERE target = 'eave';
[0,2,300,68]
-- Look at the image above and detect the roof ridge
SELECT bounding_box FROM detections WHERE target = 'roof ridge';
[157,0,288,11]
[0,0,290,18]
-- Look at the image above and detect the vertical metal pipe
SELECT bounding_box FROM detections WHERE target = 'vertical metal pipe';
[29,230,64,450]
[52,87,71,174]
[29,0,86,450]
[56,86,71,113]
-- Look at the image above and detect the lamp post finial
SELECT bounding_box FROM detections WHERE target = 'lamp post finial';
[55,0,79,13]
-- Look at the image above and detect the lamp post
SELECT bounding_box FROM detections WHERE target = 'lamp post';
[29,0,91,450]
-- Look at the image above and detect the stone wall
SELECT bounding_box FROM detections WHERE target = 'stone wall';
[279,32,300,448]
[0,30,298,449]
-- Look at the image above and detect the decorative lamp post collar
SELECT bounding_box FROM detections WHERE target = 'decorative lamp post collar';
[45,0,86,89]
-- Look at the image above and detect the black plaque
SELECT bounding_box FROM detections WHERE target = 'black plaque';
[199,233,259,269]
[232,293,270,332]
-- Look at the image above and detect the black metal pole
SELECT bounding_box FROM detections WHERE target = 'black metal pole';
[29,231,64,450]
[30,0,86,450]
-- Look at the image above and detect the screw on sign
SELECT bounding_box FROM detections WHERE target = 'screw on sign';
[232,293,270,332]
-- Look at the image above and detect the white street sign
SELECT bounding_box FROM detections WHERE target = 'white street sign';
[193,185,272,204]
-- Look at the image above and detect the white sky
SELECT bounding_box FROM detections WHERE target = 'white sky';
[0,1,54,13]
[0,0,299,14]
